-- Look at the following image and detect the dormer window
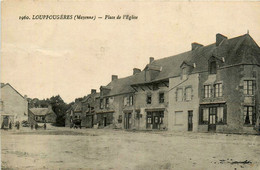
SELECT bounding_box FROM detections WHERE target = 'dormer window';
[209,61,217,74]
[182,67,187,80]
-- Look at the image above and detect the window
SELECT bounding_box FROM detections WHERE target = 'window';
[177,88,183,102]
[217,107,224,124]
[100,99,103,109]
[129,96,133,106]
[182,67,187,80]
[159,93,164,103]
[201,108,209,124]
[204,85,211,98]
[185,87,192,101]
[209,61,217,74]
[175,111,184,125]
[244,106,255,125]
[147,94,152,104]
[124,95,133,106]
[214,83,223,97]
[105,98,109,108]
[244,80,254,95]
[160,112,164,124]
[147,117,152,124]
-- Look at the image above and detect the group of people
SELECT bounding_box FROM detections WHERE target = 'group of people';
[30,123,47,130]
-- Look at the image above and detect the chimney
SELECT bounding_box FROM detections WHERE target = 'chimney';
[191,42,203,50]
[149,57,154,64]
[216,33,227,46]
[133,68,141,75]
[91,89,96,94]
[112,75,118,81]
[48,104,52,110]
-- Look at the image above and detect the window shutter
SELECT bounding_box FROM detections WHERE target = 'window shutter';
[175,90,178,102]
[191,87,194,100]
[184,88,186,101]
[224,104,227,124]
[199,106,202,125]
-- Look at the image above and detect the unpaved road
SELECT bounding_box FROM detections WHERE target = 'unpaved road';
[1,128,260,170]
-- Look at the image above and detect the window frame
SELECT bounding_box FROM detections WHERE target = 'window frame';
[204,85,212,98]
[243,106,255,126]
[209,60,217,74]
[214,83,223,97]
[243,80,254,95]
[159,92,164,103]
[185,86,192,101]
[146,94,152,104]
[176,88,183,102]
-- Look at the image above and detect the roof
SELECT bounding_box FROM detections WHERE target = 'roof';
[30,108,55,116]
[99,33,260,97]
[1,83,26,99]
[132,34,260,85]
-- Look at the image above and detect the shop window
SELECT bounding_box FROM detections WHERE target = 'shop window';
[147,94,152,104]
[244,106,255,125]
[214,83,223,97]
[176,88,183,102]
[159,92,164,103]
[204,85,211,98]
[217,107,224,124]
[200,108,209,124]
[244,80,254,95]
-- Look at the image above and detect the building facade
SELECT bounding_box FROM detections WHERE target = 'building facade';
[1,83,28,128]
[77,33,260,134]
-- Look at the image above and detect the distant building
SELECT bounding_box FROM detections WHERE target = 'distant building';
[28,105,56,124]
[1,83,28,128]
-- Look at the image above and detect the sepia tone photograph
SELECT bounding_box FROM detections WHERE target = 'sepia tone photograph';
[1,1,260,169]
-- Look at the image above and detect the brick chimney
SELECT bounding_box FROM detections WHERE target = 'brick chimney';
[112,75,118,81]
[133,68,141,75]
[216,33,227,46]
[191,42,203,50]
[149,57,154,64]
[91,89,96,94]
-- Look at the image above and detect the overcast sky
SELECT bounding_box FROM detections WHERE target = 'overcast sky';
[1,1,260,103]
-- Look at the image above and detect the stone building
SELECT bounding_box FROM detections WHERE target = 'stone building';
[28,105,57,124]
[81,90,100,128]
[81,33,260,134]
[1,83,28,129]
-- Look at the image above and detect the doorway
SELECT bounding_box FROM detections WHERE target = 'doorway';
[208,107,216,132]
[188,111,193,131]
[124,113,131,129]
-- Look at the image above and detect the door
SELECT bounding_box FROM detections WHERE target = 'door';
[91,115,94,128]
[152,112,160,129]
[124,113,131,129]
[208,108,216,132]
[3,116,9,128]
[103,117,107,127]
[188,111,193,131]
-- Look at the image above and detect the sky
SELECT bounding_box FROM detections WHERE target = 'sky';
[1,1,260,103]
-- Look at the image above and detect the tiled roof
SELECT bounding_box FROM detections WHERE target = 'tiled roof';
[30,108,55,116]
[101,34,260,97]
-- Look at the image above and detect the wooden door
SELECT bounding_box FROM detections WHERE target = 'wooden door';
[188,111,193,131]
[208,108,216,132]
[152,112,160,129]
